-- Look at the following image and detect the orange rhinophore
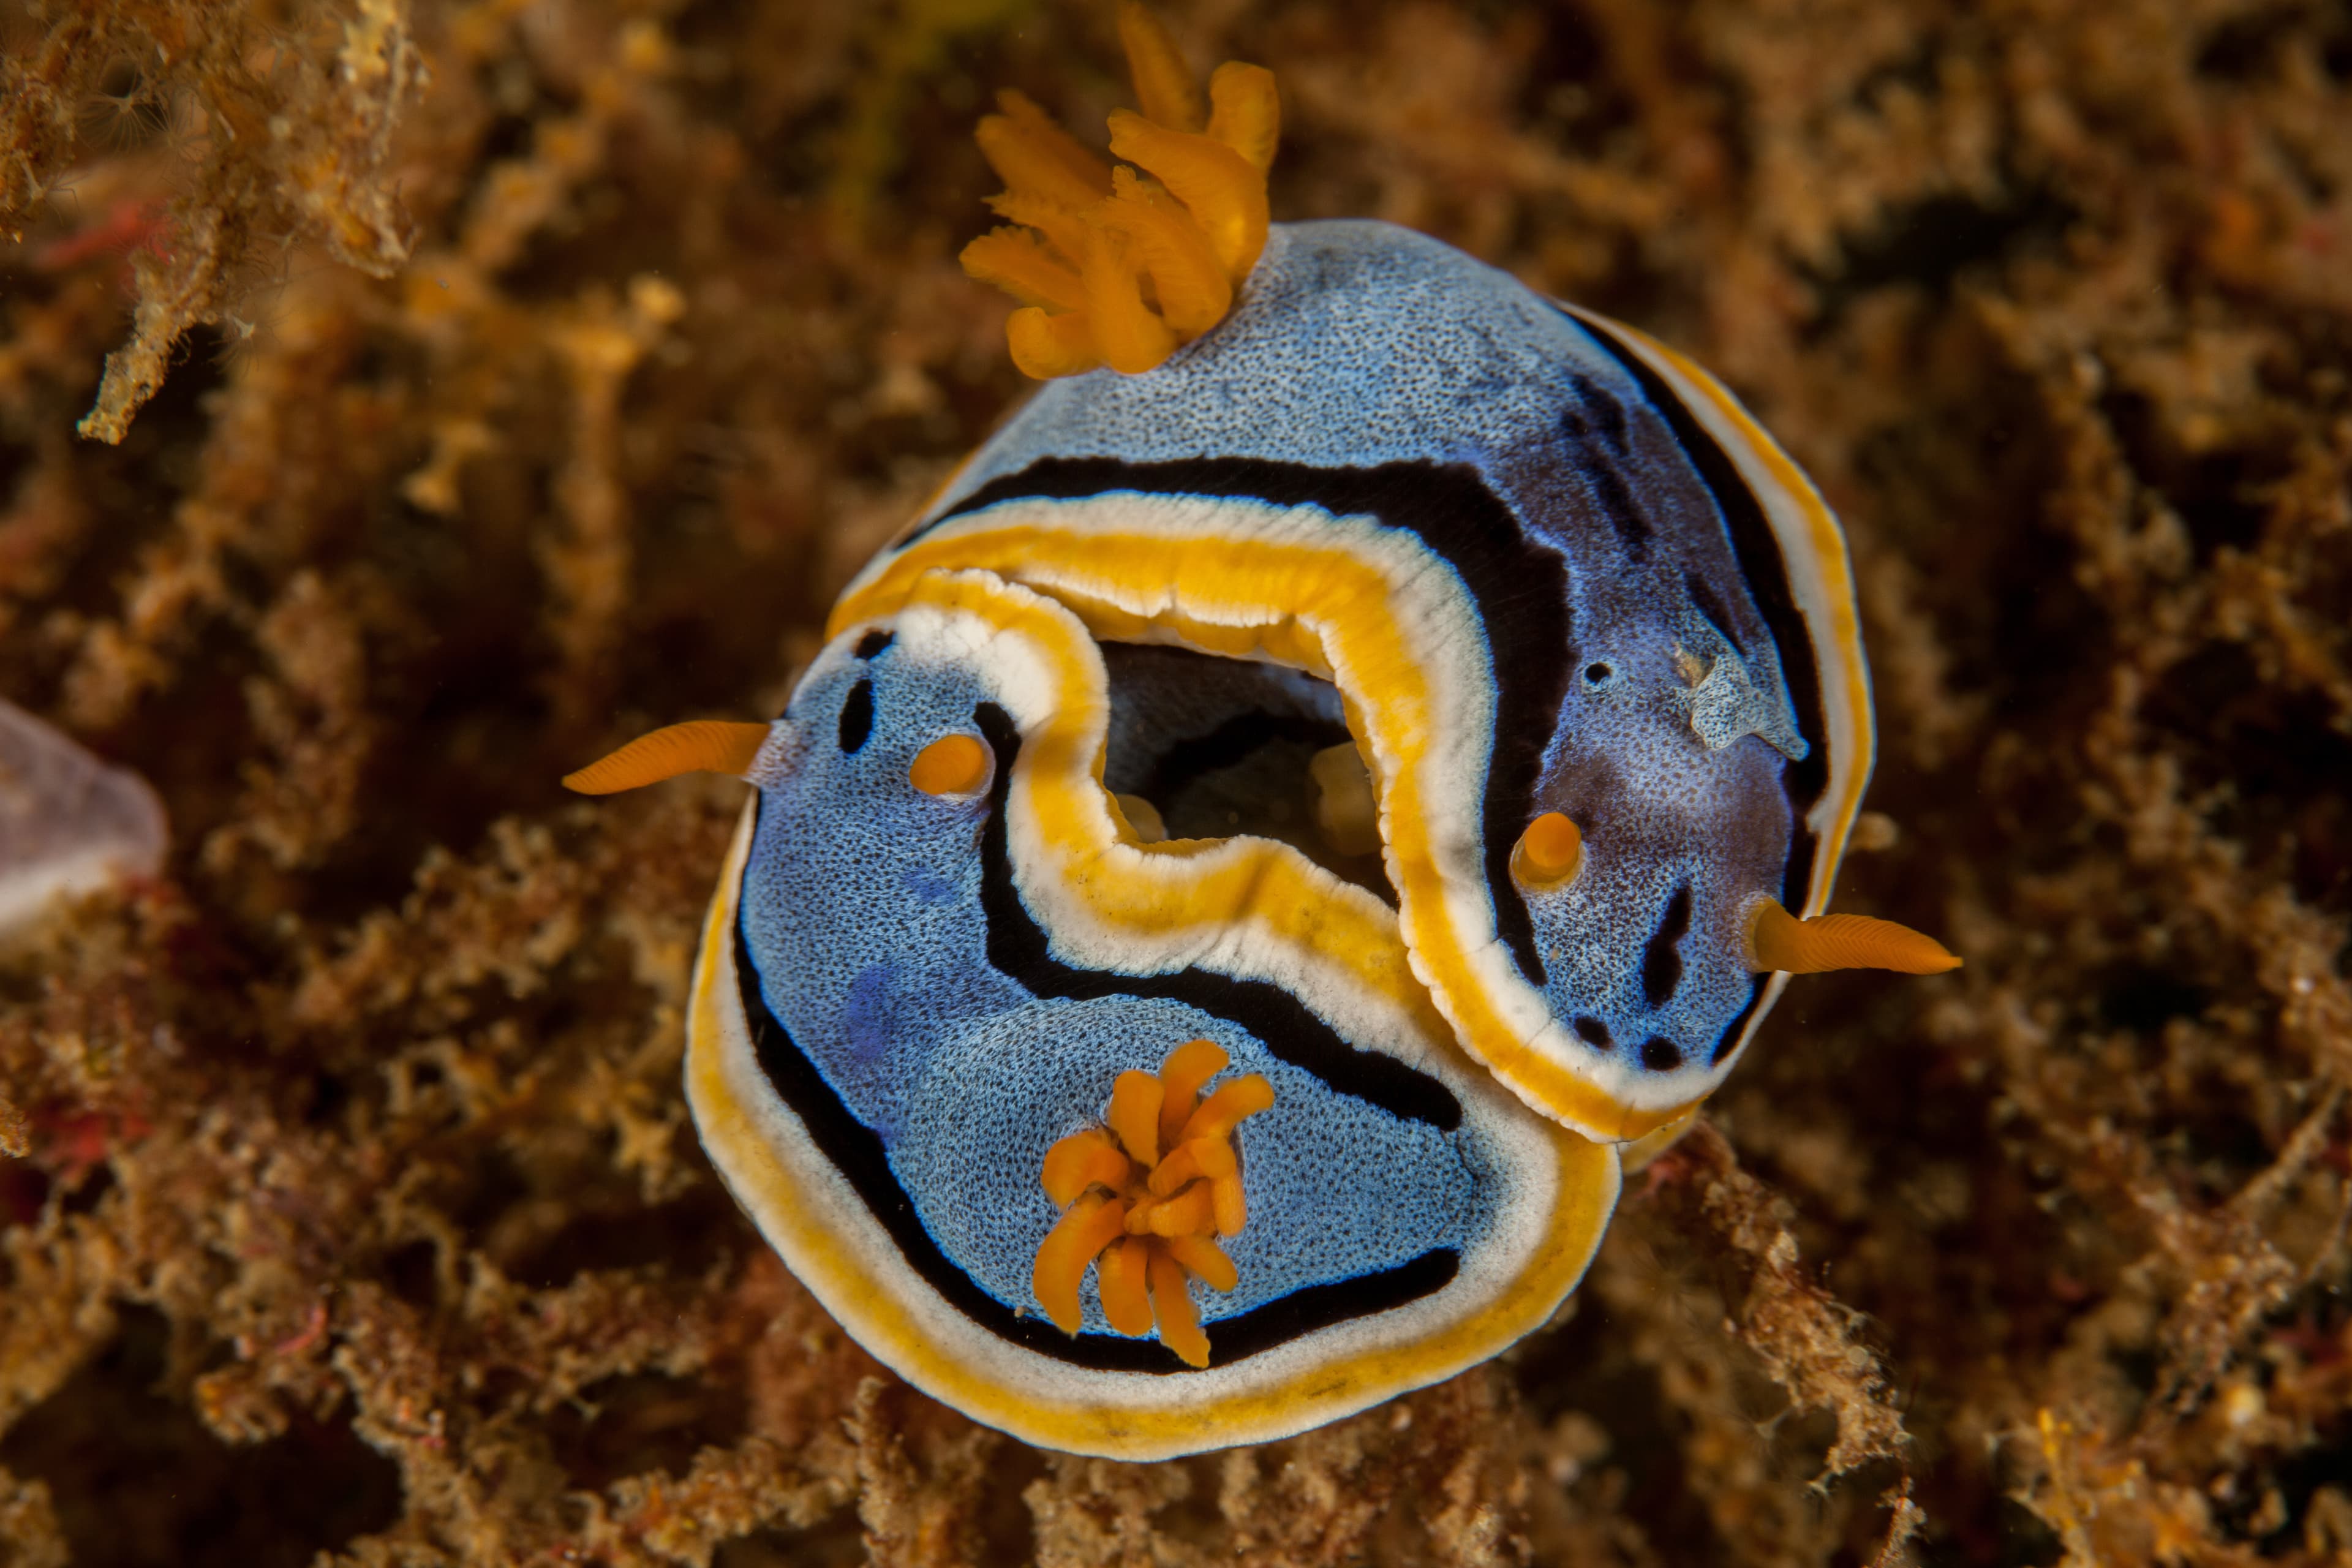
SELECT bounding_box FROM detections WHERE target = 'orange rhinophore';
[908,733,990,796]
[562,720,771,794]
[1747,899,1961,976]
[1512,812,1585,887]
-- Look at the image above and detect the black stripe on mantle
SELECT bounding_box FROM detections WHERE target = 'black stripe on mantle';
[1564,311,1832,1063]
[921,456,1574,991]
[733,788,1461,1372]
[970,702,1458,1131]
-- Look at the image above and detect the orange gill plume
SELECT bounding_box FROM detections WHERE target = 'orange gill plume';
[960,3,1280,380]
[1031,1038,1274,1366]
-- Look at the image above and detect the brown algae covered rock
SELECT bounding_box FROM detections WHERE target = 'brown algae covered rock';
[0,0,2348,1565]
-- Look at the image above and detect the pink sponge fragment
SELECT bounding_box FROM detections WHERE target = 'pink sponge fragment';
[0,700,167,936]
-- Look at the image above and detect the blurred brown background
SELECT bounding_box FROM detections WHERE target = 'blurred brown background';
[1,0,2349,1563]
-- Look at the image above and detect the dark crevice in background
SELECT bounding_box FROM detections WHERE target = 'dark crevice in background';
[0,1306,402,1568]
[1807,186,2076,327]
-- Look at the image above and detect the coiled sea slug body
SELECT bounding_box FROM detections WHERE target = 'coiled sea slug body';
[569,6,1953,1460]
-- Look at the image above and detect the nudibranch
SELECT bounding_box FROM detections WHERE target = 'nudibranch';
[568,4,1952,1458]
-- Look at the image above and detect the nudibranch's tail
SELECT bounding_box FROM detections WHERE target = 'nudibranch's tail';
[960,3,1279,380]
[562,720,771,794]
[1746,899,1961,976]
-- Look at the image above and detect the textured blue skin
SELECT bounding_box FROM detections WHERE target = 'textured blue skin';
[739,632,1505,1333]
[909,219,1814,1081]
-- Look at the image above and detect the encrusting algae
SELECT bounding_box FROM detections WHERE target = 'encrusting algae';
[2,0,2351,1564]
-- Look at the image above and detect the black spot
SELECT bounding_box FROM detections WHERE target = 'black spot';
[2219,1421,2352,1551]
[1581,456,1653,556]
[1560,373,1631,454]
[1640,884,1693,1008]
[837,679,874,753]
[1583,662,1613,684]
[545,1370,747,1490]
[1994,1497,2067,1568]
[1640,1036,1681,1072]
[2097,386,2273,560]
[2195,7,2299,80]
[854,629,894,660]
[1573,1016,1612,1048]
[477,111,535,167]
[0,1305,403,1568]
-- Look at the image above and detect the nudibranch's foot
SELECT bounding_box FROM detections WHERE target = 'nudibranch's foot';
[960,4,1277,379]
[1098,641,1396,900]
[681,569,1619,1459]
[1615,1108,1702,1174]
